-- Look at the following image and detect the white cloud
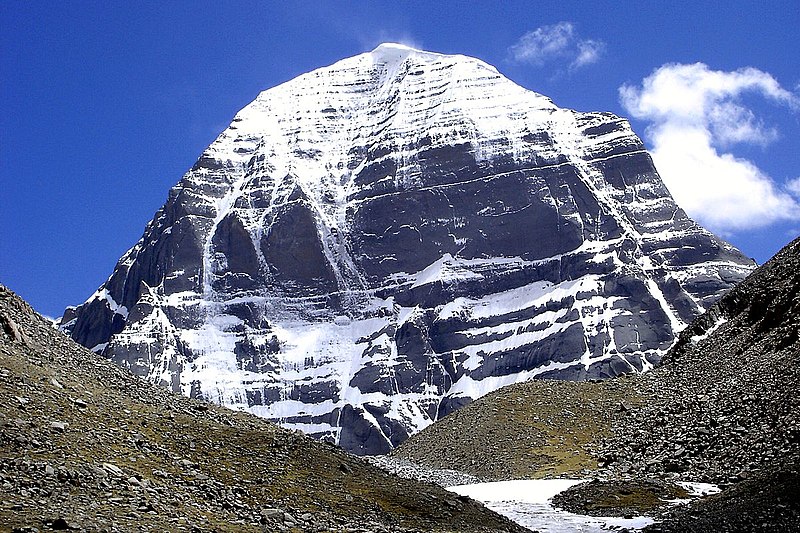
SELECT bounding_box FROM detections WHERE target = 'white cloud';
[509,22,604,69]
[573,39,605,69]
[788,177,800,197]
[620,63,800,234]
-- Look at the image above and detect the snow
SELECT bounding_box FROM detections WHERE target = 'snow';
[449,479,655,532]
[370,42,418,69]
[666,481,722,505]
[640,259,685,335]
[677,481,721,497]
[691,317,728,343]
[90,342,108,353]
[459,317,574,360]
[411,253,484,288]
[88,288,128,319]
[436,279,555,321]
[446,360,581,401]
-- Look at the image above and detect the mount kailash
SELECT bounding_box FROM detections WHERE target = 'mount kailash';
[59,43,754,454]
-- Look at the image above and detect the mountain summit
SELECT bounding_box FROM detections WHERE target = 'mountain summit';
[61,45,754,453]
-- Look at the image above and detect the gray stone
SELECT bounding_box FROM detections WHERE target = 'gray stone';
[72,398,88,409]
[261,507,283,519]
[49,421,68,432]
[101,463,123,477]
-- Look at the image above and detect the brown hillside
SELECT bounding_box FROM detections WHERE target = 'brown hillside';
[0,285,526,533]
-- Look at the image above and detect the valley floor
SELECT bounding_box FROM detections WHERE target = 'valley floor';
[368,456,727,533]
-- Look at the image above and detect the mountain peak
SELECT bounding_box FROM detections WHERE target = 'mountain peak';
[61,46,755,455]
[370,42,422,54]
[365,42,497,76]
[366,42,456,75]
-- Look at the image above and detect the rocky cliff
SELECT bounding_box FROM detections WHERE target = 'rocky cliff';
[61,43,754,454]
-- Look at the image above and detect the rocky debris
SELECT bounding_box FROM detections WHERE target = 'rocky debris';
[0,285,527,533]
[48,421,68,432]
[1,312,27,345]
[60,44,753,455]
[645,459,800,532]
[551,479,691,518]
[597,236,800,484]
[365,455,482,487]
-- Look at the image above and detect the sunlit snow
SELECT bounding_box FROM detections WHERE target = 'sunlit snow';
[449,479,655,532]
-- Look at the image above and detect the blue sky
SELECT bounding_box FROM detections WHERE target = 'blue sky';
[2,1,799,317]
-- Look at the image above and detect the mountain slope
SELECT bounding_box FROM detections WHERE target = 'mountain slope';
[61,43,753,454]
[395,236,800,529]
[598,236,800,482]
[0,285,526,532]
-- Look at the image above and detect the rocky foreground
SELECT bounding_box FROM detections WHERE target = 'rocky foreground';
[0,285,526,533]
[395,236,800,531]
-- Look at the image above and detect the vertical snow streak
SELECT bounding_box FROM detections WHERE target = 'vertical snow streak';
[549,109,686,338]
[201,164,249,299]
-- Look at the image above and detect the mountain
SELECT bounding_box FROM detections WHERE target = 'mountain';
[395,236,800,530]
[0,284,527,532]
[60,43,754,454]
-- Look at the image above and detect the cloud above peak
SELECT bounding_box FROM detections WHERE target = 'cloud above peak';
[509,22,604,70]
[620,63,800,235]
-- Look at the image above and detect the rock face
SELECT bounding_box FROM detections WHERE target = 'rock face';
[61,43,753,454]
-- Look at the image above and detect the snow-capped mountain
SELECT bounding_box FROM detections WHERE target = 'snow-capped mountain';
[61,43,754,454]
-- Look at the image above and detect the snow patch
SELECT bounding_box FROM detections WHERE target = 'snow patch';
[691,317,728,344]
[449,479,655,532]
[89,288,128,319]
